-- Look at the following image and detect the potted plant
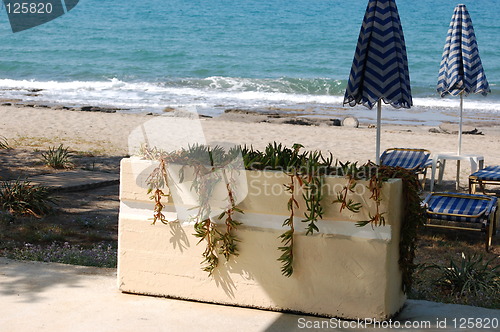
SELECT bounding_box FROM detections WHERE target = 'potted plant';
[117,142,424,320]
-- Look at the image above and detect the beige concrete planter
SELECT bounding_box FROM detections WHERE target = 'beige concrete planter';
[118,157,406,320]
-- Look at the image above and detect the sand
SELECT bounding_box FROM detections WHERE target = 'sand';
[1,104,500,189]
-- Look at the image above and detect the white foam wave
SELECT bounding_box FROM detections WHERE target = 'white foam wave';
[0,78,344,113]
[0,78,128,91]
[414,96,500,112]
[1,78,499,121]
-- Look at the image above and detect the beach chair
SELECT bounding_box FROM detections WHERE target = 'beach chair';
[380,148,432,189]
[423,192,498,251]
[469,165,500,195]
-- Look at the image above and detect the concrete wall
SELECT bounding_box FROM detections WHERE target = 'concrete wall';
[118,157,406,320]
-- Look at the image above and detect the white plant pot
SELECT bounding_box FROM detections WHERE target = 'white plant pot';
[118,157,406,320]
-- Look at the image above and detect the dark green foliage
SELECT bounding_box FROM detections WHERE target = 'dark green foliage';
[430,253,500,297]
[377,166,426,293]
[242,142,307,172]
[0,179,53,217]
[41,144,74,169]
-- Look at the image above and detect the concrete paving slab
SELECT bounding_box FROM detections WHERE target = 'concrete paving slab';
[27,170,119,191]
[0,258,498,332]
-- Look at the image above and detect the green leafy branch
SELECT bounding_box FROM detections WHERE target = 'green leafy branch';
[333,175,362,214]
[278,174,299,277]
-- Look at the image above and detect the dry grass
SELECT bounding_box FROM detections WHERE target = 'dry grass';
[11,136,111,156]
[0,147,122,179]
[0,147,121,263]
[410,227,500,308]
[0,184,118,244]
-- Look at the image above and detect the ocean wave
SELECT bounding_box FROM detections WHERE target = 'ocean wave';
[167,76,347,95]
[0,77,345,112]
[0,77,500,119]
[413,96,500,112]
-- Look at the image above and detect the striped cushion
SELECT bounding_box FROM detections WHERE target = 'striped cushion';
[470,165,500,181]
[423,159,433,168]
[380,149,430,170]
[424,193,497,225]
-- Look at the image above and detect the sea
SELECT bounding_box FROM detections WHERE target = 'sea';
[0,0,498,125]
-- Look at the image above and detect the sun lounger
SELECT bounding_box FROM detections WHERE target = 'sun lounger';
[469,165,500,195]
[380,148,433,189]
[423,192,498,251]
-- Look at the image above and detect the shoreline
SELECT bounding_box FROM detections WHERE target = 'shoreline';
[4,96,500,127]
[3,87,500,127]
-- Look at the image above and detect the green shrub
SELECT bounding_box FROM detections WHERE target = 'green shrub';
[431,253,500,297]
[41,144,74,169]
[0,179,53,217]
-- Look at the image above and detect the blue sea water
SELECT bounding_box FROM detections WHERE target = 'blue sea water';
[0,0,498,124]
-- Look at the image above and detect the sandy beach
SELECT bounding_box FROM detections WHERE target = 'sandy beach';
[1,104,500,189]
[2,103,500,310]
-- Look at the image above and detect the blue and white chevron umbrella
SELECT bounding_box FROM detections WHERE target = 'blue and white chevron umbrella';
[344,0,412,164]
[437,4,490,155]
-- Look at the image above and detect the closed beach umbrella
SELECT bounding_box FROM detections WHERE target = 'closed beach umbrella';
[437,4,490,156]
[344,0,412,164]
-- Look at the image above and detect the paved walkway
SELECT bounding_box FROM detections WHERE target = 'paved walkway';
[28,170,119,191]
[0,258,499,331]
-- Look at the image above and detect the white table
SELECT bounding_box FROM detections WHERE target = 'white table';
[429,153,484,192]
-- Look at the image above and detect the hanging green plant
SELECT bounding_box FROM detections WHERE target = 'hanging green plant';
[142,142,425,293]
[300,151,326,235]
[143,144,243,275]
[278,173,299,277]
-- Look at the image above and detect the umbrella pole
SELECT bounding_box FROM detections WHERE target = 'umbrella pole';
[458,93,463,155]
[376,100,382,164]
[456,93,464,189]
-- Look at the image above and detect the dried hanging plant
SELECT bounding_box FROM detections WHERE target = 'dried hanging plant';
[147,158,171,225]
